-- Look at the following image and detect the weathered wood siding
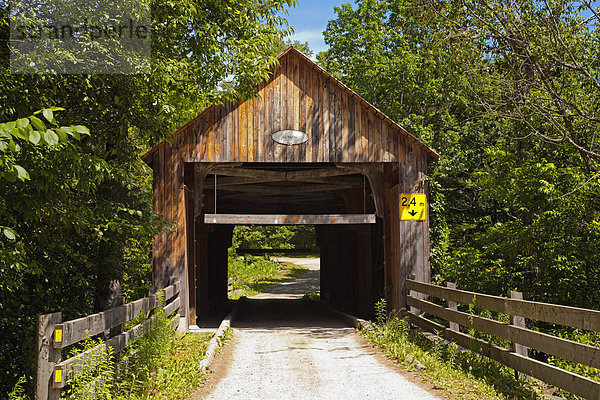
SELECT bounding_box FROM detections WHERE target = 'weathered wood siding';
[145,48,434,164]
[146,47,436,321]
[151,146,187,323]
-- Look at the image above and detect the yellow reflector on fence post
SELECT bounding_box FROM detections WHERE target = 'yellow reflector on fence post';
[54,329,62,343]
[54,369,62,384]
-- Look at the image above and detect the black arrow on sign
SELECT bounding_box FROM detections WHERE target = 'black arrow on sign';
[409,210,418,217]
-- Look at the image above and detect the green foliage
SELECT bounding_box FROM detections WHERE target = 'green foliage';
[544,329,600,398]
[273,39,314,57]
[363,310,538,399]
[228,255,307,298]
[375,298,388,326]
[7,376,27,400]
[303,291,320,301]
[320,0,600,312]
[117,332,211,400]
[0,108,87,182]
[0,0,299,394]
[55,304,211,400]
[231,225,317,253]
[63,334,115,399]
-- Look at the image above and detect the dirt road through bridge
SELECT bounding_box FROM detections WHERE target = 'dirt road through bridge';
[189,259,440,400]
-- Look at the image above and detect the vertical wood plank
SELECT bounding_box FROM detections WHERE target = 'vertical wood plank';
[447,282,460,331]
[220,104,227,161]
[305,64,313,162]
[224,102,232,161]
[422,151,431,284]
[36,312,62,400]
[348,96,355,162]
[396,134,408,312]
[187,124,194,162]
[274,58,284,161]
[207,108,215,162]
[253,95,259,162]
[287,53,296,162]
[184,182,195,326]
[239,100,248,162]
[298,57,306,162]
[293,51,300,131]
[361,105,369,163]
[166,145,174,277]
[158,146,166,284]
[370,111,376,161]
[376,116,383,161]
[384,184,401,310]
[197,117,204,161]
[355,100,362,161]
[257,84,265,162]
[335,87,343,161]
[315,71,323,162]
[366,109,373,162]
[268,71,276,162]
[152,150,162,283]
[174,157,187,324]
[180,123,189,163]
[342,91,349,162]
[247,97,255,162]
[329,83,336,161]
[322,75,329,162]
[382,122,391,162]
[393,128,400,162]
[282,53,290,161]
[214,107,222,162]
[232,101,239,161]
[510,290,529,380]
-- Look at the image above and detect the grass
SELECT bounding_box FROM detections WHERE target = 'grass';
[361,301,543,400]
[120,332,212,400]
[57,306,213,400]
[304,291,320,301]
[228,254,308,299]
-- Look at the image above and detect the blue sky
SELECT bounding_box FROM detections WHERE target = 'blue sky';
[284,0,350,57]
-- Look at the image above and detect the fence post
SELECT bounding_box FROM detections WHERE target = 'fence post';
[36,312,62,400]
[509,290,528,380]
[110,296,124,338]
[446,282,459,332]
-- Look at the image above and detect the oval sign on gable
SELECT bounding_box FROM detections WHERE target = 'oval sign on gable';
[271,129,309,146]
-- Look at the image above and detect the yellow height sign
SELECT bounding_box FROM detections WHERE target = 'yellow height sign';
[399,193,427,221]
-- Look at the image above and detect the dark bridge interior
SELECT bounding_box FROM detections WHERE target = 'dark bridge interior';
[189,162,393,323]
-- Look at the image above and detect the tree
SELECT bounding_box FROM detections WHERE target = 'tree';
[454,0,600,172]
[319,0,600,314]
[0,0,298,394]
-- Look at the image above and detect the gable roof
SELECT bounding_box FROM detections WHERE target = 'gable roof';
[142,46,439,164]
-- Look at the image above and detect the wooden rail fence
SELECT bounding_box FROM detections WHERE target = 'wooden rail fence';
[35,281,181,400]
[406,279,600,399]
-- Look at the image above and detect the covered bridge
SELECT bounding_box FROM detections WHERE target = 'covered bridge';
[142,47,439,330]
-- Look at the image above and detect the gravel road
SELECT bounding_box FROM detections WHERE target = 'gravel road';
[189,258,441,400]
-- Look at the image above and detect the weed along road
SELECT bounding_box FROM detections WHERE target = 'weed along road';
[190,258,441,400]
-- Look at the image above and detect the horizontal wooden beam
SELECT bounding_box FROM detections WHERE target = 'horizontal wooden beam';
[409,313,600,400]
[206,184,359,195]
[407,295,600,369]
[205,175,363,188]
[53,281,180,348]
[406,279,600,331]
[204,214,376,225]
[211,167,360,181]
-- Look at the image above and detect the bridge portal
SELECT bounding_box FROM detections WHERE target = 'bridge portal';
[142,47,438,330]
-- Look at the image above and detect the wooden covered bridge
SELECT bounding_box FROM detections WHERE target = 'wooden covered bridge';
[142,47,438,331]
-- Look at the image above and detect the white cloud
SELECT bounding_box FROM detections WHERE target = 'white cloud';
[292,29,324,42]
